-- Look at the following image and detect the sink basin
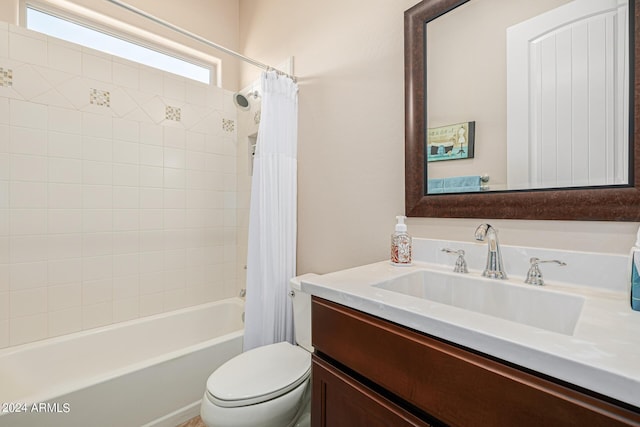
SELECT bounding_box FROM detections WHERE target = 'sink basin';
[373,270,584,335]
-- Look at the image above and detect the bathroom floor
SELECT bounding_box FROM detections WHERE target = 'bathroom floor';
[177,416,206,427]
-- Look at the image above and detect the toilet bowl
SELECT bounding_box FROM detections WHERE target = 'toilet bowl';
[200,274,316,427]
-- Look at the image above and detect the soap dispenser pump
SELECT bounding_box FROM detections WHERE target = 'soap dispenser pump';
[391,215,412,265]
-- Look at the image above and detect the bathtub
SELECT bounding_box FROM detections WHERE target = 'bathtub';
[0,298,244,427]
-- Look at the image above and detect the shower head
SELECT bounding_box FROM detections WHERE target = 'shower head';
[233,92,250,111]
[232,90,261,111]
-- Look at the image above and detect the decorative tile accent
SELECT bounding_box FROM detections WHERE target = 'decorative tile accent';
[222,118,235,133]
[89,88,110,107]
[254,110,261,125]
[0,68,13,87]
[166,105,182,122]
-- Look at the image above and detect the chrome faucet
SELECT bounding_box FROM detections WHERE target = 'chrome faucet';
[474,224,507,279]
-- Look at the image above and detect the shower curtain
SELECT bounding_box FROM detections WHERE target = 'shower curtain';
[243,71,299,351]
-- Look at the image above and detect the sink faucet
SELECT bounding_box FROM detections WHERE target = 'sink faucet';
[474,223,507,279]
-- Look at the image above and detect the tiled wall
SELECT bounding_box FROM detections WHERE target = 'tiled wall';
[0,23,240,348]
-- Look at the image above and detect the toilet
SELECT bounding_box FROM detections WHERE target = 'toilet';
[200,274,317,427]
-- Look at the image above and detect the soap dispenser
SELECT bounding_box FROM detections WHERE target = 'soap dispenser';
[630,226,640,311]
[391,215,412,265]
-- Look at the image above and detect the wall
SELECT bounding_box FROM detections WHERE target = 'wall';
[0,22,240,348]
[235,79,262,292]
[238,0,640,276]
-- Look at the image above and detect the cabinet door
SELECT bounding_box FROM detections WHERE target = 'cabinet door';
[312,356,431,427]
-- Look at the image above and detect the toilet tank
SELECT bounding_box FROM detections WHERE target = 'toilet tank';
[289,274,317,353]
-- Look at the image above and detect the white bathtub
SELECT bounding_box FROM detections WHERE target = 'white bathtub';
[0,298,244,427]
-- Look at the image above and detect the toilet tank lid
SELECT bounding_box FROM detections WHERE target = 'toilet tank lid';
[290,273,319,292]
[207,342,310,407]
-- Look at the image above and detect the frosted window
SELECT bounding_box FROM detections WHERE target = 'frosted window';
[26,7,211,84]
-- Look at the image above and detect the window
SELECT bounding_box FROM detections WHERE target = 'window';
[26,6,211,84]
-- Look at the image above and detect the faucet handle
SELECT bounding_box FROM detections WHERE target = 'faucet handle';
[525,257,566,286]
[441,248,468,273]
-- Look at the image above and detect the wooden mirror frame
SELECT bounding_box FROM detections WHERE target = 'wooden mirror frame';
[405,0,640,221]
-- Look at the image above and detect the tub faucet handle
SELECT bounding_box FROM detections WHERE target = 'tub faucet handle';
[441,248,468,273]
[525,257,566,286]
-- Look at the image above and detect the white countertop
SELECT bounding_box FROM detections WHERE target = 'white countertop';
[301,242,640,409]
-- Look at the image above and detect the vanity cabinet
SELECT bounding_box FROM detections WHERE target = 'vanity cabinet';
[311,296,640,427]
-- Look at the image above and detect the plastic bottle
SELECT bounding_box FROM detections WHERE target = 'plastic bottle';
[630,227,640,311]
[391,216,412,265]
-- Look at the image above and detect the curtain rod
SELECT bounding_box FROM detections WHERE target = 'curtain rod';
[105,0,296,82]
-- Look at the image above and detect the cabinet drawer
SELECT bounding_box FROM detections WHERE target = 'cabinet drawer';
[312,296,640,427]
[312,356,431,427]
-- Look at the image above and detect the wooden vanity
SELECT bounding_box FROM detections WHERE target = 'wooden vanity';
[310,296,640,427]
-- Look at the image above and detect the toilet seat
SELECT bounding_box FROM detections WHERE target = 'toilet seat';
[206,341,311,408]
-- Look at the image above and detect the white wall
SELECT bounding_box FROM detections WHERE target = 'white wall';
[0,22,241,348]
[235,79,262,293]
[238,0,640,276]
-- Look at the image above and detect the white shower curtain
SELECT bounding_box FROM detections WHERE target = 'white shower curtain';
[243,71,299,351]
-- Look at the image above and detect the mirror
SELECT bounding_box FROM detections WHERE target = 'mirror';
[405,0,640,220]
[427,0,630,193]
